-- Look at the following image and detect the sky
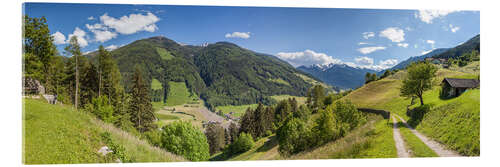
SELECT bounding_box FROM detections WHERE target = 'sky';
[23,3,480,71]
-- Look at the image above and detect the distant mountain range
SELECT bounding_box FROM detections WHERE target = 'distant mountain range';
[297,34,480,90]
[297,64,377,90]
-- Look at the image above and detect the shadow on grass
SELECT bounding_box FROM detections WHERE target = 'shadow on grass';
[406,104,432,128]
[256,135,278,152]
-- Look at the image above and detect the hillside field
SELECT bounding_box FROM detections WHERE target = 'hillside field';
[23,98,184,164]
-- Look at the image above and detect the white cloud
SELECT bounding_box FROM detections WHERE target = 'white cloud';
[51,31,66,45]
[449,24,460,33]
[397,43,409,48]
[358,42,370,45]
[380,27,405,42]
[416,10,458,24]
[66,27,88,47]
[355,56,374,66]
[421,49,434,55]
[88,16,95,20]
[351,57,398,71]
[105,45,118,51]
[275,49,342,67]
[414,44,418,48]
[225,32,251,39]
[357,46,386,54]
[426,40,436,48]
[362,32,375,39]
[100,12,160,35]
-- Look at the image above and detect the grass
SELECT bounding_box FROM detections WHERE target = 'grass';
[23,98,185,164]
[294,73,333,92]
[396,122,438,157]
[155,113,180,120]
[151,78,162,90]
[415,89,480,156]
[270,95,307,105]
[156,47,174,60]
[165,81,197,106]
[343,63,480,156]
[216,104,258,118]
[225,135,281,161]
[269,78,291,86]
[288,114,396,159]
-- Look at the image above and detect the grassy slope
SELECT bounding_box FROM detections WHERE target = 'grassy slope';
[343,62,480,156]
[165,81,197,106]
[216,104,258,118]
[289,114,396,159]
[156,47,174,60]
[151,78,162,90]
[23,99,185,164]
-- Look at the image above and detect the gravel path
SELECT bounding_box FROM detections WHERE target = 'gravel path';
[394,114,461,157]
[391,116,411,158]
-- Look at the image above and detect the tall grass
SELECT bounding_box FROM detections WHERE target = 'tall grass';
[23,99,185,164]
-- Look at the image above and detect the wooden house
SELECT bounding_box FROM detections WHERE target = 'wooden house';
[441,78,480,97]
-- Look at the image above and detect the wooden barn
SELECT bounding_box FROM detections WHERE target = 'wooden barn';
[441,78,480,97]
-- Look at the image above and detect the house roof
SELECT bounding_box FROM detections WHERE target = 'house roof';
[442,78,480,88]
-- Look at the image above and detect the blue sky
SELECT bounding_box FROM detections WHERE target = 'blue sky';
[24,3,479,71]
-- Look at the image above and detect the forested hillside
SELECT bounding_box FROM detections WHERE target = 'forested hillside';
[92,36,324,109]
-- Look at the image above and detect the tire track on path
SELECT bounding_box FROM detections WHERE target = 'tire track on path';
[391,115,411,158]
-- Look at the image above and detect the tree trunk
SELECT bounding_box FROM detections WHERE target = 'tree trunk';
[75,55,79,110]
[419,95,424,106]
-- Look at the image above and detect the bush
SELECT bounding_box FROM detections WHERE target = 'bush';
[277,117,312,156]
[227,132,254,154]
[85,95,115,123]
[161,121,210,161]
[333,100,365,132]
[100,132,133,162]
[143,130,162,147]
[313,108,340,145]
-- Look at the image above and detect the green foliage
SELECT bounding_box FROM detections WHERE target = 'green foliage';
[143,130,162,147]
[227,132,255,154]
[332,100,366,132]
[161,121,210,161]
[23,15,56,85]
[313,108,339,145]
[306,85,326,111]
[400,62,437,105]
[365,72,377,84]
[151,78,163,102]
[100,132,133,162]
[205,123,226,155]
[84,95,115,123]
[277,117,312,156]
[129,67,156,132]
[156,47,174,60]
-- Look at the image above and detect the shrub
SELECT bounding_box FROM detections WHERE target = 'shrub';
[85,95,115,123]
[160,121,210,161]
[313,108,340,145]
[227,132,254,154]
[100,132,133,162]
[143,130,162,147]
[277,117,312,156]
[333,100,366,132]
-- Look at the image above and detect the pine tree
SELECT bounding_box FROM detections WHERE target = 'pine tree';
[64,36,81,109]
[129,67,156,132]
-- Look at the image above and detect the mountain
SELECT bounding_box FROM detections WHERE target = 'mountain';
[389,48,449,70]
[89,36,324,109]
[433,34,480,59]
[297,63,378,90]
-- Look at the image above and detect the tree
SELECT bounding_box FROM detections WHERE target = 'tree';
[332,100,365,133]
[205,123,226,155]
[400,62,437,105]
[365,72,377,84]
[161,121,210,161]
[306,85,326,111]
[276,117,311,156]
[65,36,81,109]
[23,15,56,84]
[312,108,339,145]
[227,132,254,154]
[129,67,156,132]
[228,122,239,144]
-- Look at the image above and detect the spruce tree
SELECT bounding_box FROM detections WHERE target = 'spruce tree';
[129,67,156,132]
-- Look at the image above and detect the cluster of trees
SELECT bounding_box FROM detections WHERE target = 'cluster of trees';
[204,85,363,158]
[23,15,156,136]
[446,50,480,67]
[364,72,378,84]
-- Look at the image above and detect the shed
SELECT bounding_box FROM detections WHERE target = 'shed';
[441,78,479,97]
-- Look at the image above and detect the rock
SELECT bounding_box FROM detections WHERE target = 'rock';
[115,158,122,163]
[98,146,113,156]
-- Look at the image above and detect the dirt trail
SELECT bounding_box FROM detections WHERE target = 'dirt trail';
[391,116,411,158]
[394,114,461,157]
